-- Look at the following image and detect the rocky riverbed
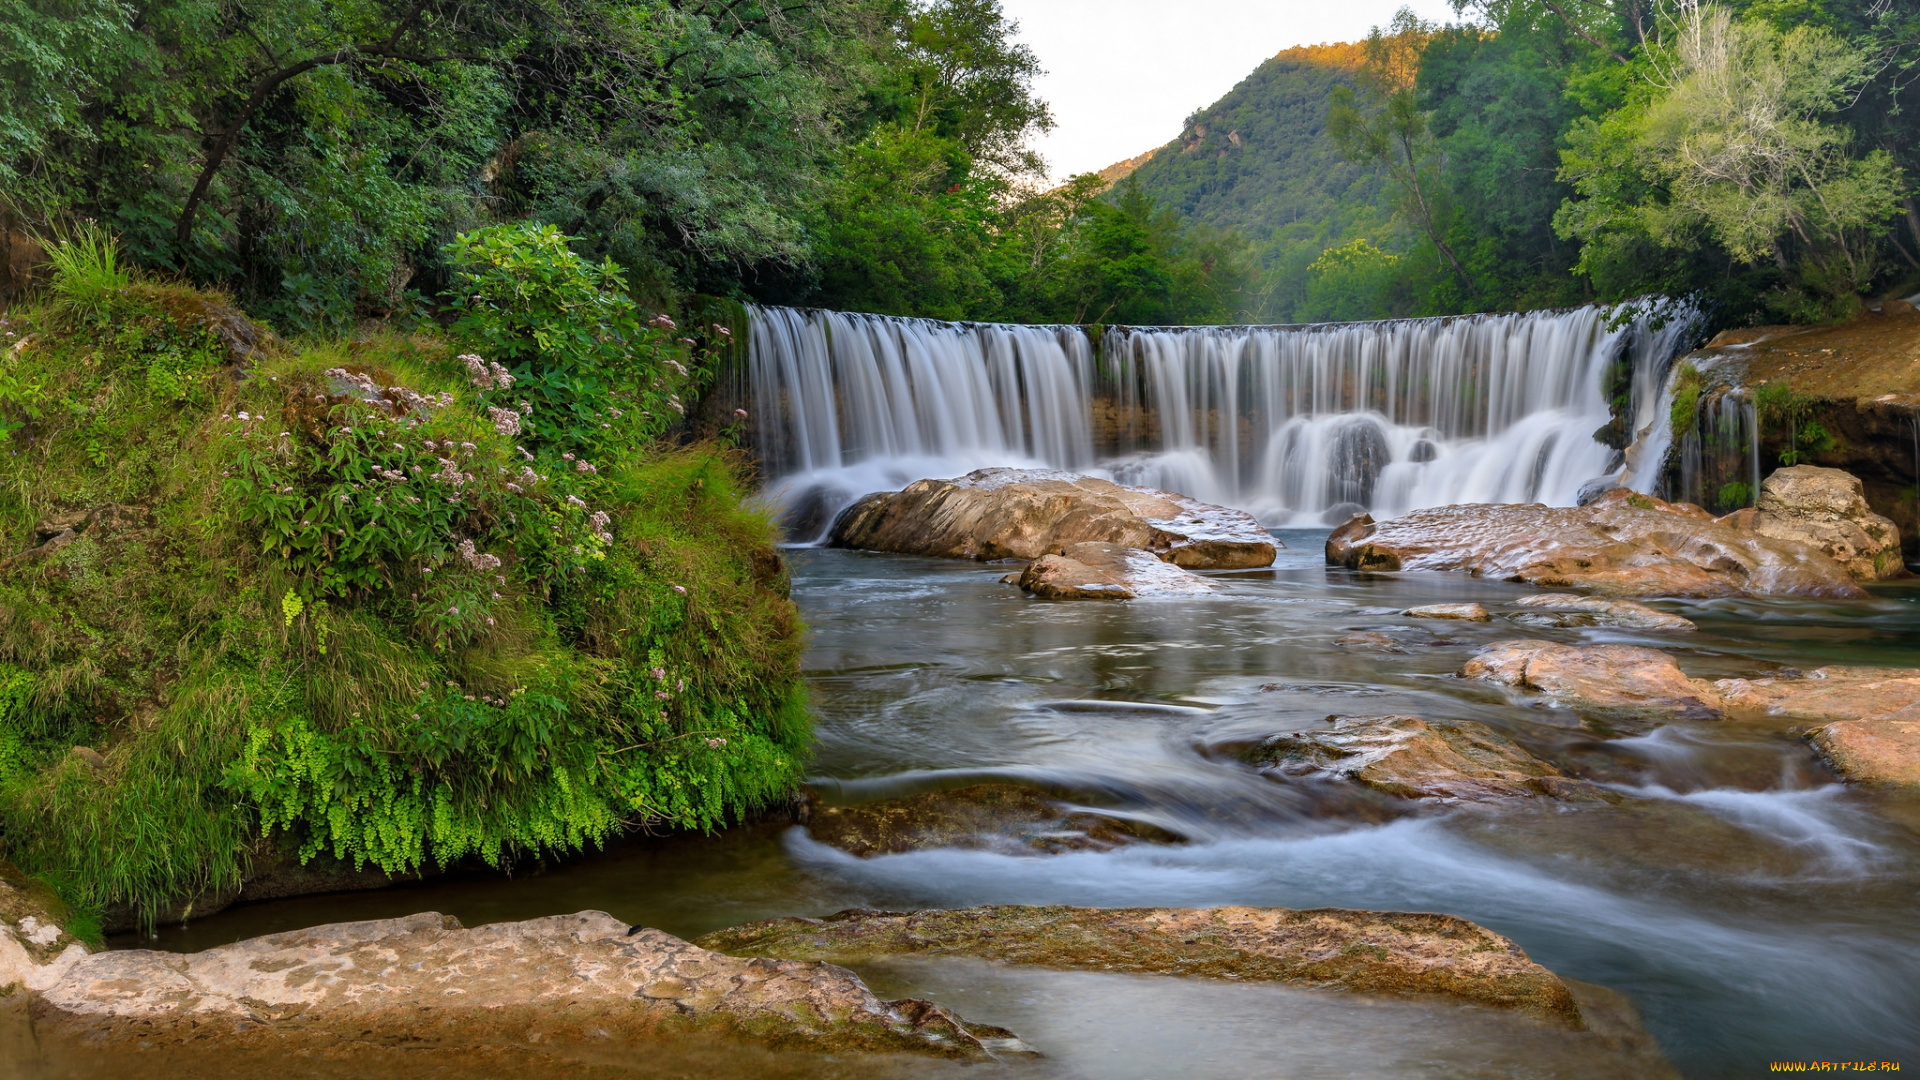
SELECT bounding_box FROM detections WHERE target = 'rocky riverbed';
[17,508,1920,1079]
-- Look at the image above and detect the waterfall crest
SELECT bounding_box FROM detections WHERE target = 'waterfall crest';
[747,303,1696,535]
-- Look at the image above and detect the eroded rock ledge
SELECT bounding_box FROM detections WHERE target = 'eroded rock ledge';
[1456,640,1920,787]
[830,468,1278,570]
[29,911,1020,1060]
[696,904,1582,1026]
[1241,715,1603,803]
[1326,489,1864,598]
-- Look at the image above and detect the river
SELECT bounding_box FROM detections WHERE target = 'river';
[76,532,1920,1079]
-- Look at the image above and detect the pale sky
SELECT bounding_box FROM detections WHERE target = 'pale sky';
[1002,0,1462,181]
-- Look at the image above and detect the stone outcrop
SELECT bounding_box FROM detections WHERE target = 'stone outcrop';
[0,863,90,994]
[696,905,1581,1025]
[1461,641,1723,718]
[0,503,150,570]
[1241,715,1597,802]
[1510,593,1696,631]
[830,468,1278,570]
[1719,466,1904,581]
[803,784,1183,856]
[1012,541,1216,599]
[1715,665,1920,788]
[1403,603,1490,621]
[1807,720,1920,787]
[31,911,1025,1059]
[1326,490,1865,598]
[1715,665,1920,725]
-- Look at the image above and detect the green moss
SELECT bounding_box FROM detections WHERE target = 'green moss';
[1668,363,1705,438]
[0,260,808,928]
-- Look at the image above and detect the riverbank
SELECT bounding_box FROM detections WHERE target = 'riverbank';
[0,229,811,935]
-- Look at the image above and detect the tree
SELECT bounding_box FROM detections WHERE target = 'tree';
[1327,9,1478,299]
[1556,1,1905,313]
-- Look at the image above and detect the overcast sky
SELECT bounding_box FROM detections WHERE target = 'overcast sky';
[1002,0,1462,181]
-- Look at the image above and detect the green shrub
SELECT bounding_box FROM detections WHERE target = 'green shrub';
[41,223,131,326]
[1716,481,1752,512]
[445,223,708,455]
[0,248,807,927]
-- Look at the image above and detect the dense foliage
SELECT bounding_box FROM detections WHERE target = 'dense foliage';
[0,229,804,929]
[1122,0,1920,325]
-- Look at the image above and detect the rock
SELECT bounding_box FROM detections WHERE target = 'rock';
[1713,665,1920,787]
[1737,466,1904,581]
[1016,541,1215,600]
[1808,720,1920,787]
[1241,715,1598,802]
[1510,593,1696,631]
[803,784,1183,856]
[1403,603,1490,621]
[695,905,1582,1025]
[0,862,89,994]
[32,911,1018,1060]
[829,468,1278,570]
[1461,641,1722,718]
[1326,489,1864,598]
[1321,501,1368,526]
[1715,665,1920,724]
[3,503,151,570]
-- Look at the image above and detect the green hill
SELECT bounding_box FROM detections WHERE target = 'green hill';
[1118,45,1390,241]
[1107,44,1402,322]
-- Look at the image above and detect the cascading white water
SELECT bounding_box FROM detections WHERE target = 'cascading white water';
[747,303,1697,534]
[1104,306,1697,522]
[749,305,1096,537]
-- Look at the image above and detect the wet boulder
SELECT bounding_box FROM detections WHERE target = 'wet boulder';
[1718,466,1904,581]
[1714,666,1920,787]
[696,904,1583,1025]
[31,911,1019,1059]
[1461,640,1722,718]
[1509,593,1696,631]
[1325,490,1865,599]
[1241,715,1597,802]
[803,784,1183,856]
[1808,720,1920,788]
[1403,603,1491,621]
[1014,541,1216,600]
[829,468,1278,570]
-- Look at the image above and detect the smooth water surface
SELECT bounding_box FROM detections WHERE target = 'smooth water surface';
[103,532,1920,1078]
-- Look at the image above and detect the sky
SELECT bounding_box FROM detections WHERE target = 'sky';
[1001,0,1462,182]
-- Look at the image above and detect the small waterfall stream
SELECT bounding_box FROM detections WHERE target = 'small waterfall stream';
[747,303,1698,532]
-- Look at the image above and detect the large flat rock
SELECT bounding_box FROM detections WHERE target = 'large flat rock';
[696,905,1581,1025]
[1462,641,1724,718]
[830,468,1278,570]
[31,911,1018,1059]
[803,784,1183,856]
[1242,715,1600,802]
[1326,489,1865,598]
[1014,540,1216,599]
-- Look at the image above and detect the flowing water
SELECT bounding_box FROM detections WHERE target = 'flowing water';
[67,539,1920,1079]
[750,304,1699,533]
[26,308,1920,1078]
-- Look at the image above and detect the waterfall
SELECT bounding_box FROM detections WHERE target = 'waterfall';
[747,303,1697,535]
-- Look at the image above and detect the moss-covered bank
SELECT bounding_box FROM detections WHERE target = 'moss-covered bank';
[0,228,809,930]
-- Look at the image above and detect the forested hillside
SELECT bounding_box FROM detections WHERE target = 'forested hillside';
[1123,1,1920,327]
[1112,44,1400,322]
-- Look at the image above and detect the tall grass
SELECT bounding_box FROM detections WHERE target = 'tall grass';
[41,222,130,323]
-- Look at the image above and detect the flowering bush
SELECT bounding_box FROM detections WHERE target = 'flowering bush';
[443,223,713,455]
